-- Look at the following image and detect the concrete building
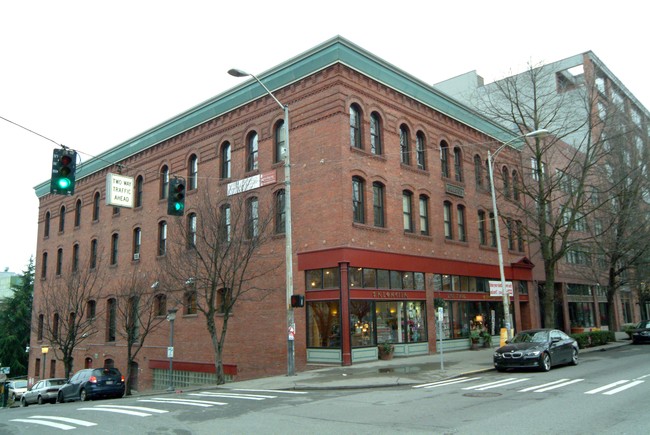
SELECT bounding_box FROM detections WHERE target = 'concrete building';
[30,36,540,390]
[435,51,650,332]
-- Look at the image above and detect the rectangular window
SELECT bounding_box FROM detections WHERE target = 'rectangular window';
[419,196,429,236]
[110,233,119,265]
[403,192,413,232]
[373,183,385,227]
[443,202,452,239]
[457,205,466,242]
[352,178,365,224]
[478,211,486,245]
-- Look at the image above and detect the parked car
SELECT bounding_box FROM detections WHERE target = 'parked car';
[493,328,579,372]
[631,320,650,344]
[20,378,67,406]
[57,368,125,402]
[7,379,28,401]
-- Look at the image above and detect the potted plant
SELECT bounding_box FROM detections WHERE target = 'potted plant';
[480,330,493,348]
[469,330,481,350]
[378,342,394,360]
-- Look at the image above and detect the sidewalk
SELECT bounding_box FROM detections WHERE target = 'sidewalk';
[221,333,631,391]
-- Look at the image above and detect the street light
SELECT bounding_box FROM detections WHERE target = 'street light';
[228,68,295,376]
[166,308,178,392]
[487,128,549,341]
[41,347,49,379]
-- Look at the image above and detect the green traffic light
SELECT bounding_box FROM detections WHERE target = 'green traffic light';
[174,202,184,211]
[58,178,71,189]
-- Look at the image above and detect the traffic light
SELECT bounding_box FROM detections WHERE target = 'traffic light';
[167,178,186,216]
[290,294,304,308]
[50,148,77,195]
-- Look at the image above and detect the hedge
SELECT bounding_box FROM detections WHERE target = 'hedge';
[570,330,616,349]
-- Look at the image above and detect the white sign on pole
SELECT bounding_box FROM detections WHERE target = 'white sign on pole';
[489,280,514,297]
[167,347,174,358]
[105,174,135,208]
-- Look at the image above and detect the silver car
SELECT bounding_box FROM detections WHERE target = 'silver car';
[20,378,67,406]
[7,379,28,401]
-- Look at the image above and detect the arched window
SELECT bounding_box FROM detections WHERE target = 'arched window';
[158,221,167,256]
[74,199,82,227]
[474,155,483,188]
[44,211,51,238]
[135,175,144,208]
[184,290,197,315]
[478,210,487,245]
[90,239,98,269]
[188,154,198,191]
[59,205,66,233]
[155,294,167,316]
[512,171,520,201]
[187,213,197,248]
[419,195,429,235]
[38,314,44,340]
[41,252,48,278]
[350,104,362,149]
[402,190,413,232]
[72,243,80,272]
[87,300,96,319]
[247,197,259,238]
[247,132,259,172]
[352,176,365,223]
[275,189,286,234]
[93,192,101,221]
[443,201,453,239]
[502,166,511,198]
[132,227,141,260]
[489,212,497,247]
[52,313,60,340]
[400,125,410,165]
[220,204,231,241]
[160,165,169,199]
[440,141,450,178]
[56,248,63,276]
[370,112,382,155]
[274,120,286,163]
[110,233,119,265]
[454,147,463,182]
[416,131,426,170]
[106,298,116,342]
[221,142,231,179]
[457,204,466,242]
[372,182,385,227]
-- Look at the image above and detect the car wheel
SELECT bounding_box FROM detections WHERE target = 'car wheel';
[539,352,551,372]
[57,392,65,403]
[38,395,44,405]
[20,397,28,407]
[570,348,579,366]
[80,389,88,402]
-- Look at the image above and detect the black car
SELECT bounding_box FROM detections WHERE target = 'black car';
[493,328,579,372]
[57,368,125,402]
[631,320,650,344]
[21,378,67,406]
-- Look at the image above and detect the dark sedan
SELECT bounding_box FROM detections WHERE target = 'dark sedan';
[631,320,650,344]
[21,378,67,406]
[58,368,125,402]
[493,328,579,372]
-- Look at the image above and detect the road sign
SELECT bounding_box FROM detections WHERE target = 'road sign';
[0,367,9,374]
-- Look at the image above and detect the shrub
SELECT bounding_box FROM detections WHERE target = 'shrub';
[570,330,615,348]
[622,323,636,339]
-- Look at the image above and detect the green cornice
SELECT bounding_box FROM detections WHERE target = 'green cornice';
[35,35,516,198]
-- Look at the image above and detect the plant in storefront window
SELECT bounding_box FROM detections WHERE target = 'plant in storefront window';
[480,330,492,347]
[378,341,394,359]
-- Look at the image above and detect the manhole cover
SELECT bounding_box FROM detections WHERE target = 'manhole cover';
[463,392,501,398]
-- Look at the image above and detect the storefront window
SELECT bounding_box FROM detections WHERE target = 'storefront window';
[598,302,609,326]
[440,301,506,339]
[377,270,390,288]
[307,301,340,348]
[350,300,428,347]
[568,302,595,328]
[306,267,340,290]
[350,300,374,347]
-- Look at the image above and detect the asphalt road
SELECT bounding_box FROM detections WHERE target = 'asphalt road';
[2,345,648,434]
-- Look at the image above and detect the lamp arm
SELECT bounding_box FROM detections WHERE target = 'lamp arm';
[249,73,285,111]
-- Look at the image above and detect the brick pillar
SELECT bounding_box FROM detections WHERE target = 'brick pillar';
[340,262,351,366]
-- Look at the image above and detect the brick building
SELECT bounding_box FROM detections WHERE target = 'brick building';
[30,36,540,390]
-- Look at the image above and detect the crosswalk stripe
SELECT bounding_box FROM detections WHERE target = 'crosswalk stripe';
[143,397,227,405]
[189,392,270,400]
[602,380,644,395]
[78,407,151,417]
[585,380,629,395]
[531,379,585,392]
[518,378,571,392]
[139,399,224,407]
[10,418,76,431]
[197,391,277,399]
[30,416,97,427]
[472,378,530,390]
[94,404,169,413]
[231,388,308,394]
[413,377,480,389]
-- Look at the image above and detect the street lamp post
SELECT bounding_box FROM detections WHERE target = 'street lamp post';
[166,308,178,392]
[41,347,49,379]
[487,129,549,341]
[228,68,295,376]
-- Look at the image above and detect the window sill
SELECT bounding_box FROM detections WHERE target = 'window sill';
[444,239,469,247]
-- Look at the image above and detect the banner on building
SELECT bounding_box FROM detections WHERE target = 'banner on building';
[489,280,513,297]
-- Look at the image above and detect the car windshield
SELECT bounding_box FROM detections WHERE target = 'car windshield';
[636,321,650,329]
[512,331,549,343]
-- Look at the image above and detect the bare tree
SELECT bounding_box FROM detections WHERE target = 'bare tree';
[162,185,281,384]
[39,263,106,378]
[476,62,609,328]
[114,267,170,395]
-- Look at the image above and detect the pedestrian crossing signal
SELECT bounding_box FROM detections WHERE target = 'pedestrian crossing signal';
[290,294,304,308]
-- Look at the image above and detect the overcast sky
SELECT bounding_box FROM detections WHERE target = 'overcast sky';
[1,0,647,274]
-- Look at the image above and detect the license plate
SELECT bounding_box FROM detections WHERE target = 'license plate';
[106,380,114,385]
